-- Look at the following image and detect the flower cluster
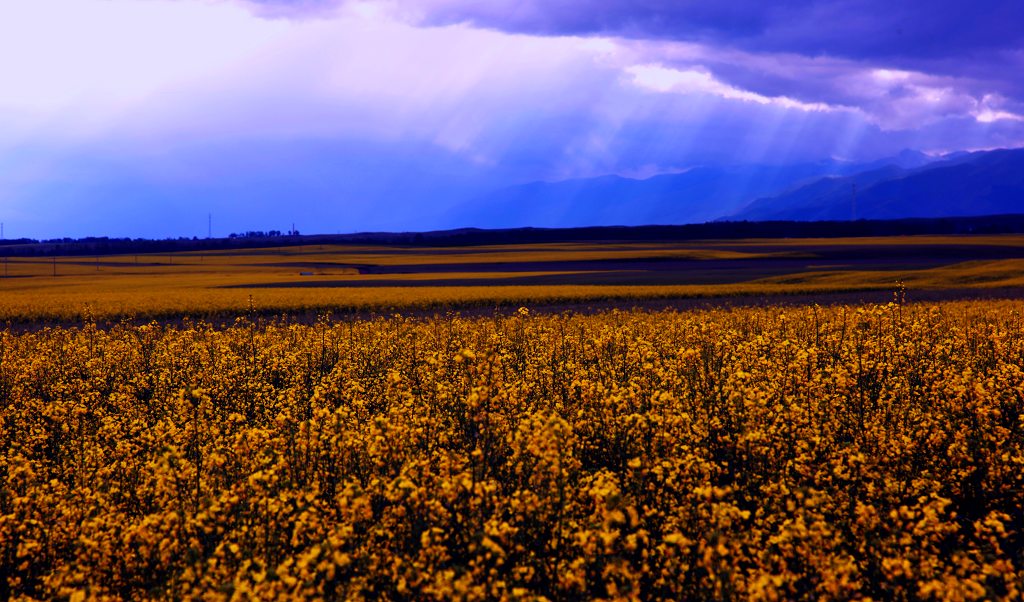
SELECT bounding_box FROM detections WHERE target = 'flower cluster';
[1,301,1022,600]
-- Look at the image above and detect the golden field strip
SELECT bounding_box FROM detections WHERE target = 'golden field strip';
[2,235,1024,322]
[1,300,1022,599]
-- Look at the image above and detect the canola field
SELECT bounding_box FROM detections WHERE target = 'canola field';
[2,300,1022,600]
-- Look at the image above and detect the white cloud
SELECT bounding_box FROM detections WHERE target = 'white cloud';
[625,64,840,113]
[975,109,1024,123]
[973,95,1024,123]
[623,39,1024,133]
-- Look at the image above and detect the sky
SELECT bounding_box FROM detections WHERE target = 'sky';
[1,0,1022,238]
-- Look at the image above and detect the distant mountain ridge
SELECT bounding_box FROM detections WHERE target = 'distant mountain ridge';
[459,150,940,228]
[732,148,1024,221]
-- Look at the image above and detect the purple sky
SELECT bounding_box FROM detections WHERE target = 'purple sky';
[1,0,1022,238]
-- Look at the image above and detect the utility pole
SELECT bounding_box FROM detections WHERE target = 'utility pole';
[52,256,56,277]
[208,213,212,239]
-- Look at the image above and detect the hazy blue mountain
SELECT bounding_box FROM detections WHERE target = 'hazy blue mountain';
[457,151,940,228]
[733,148,1024,221]
[850,148,935,172]
[733,166,912,221]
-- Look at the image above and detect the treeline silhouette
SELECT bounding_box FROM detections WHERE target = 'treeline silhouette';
[3,214,1024,257]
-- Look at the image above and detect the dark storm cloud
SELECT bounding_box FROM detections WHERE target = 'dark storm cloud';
[413,0,1024,105]
[241,1,1023,66]
[410,1,1023,66]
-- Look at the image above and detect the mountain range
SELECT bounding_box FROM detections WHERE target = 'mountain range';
[732,148,1024,221]
[460,148,1023,226]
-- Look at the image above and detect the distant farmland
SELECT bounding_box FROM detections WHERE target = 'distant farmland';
[3,235,1024,322]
